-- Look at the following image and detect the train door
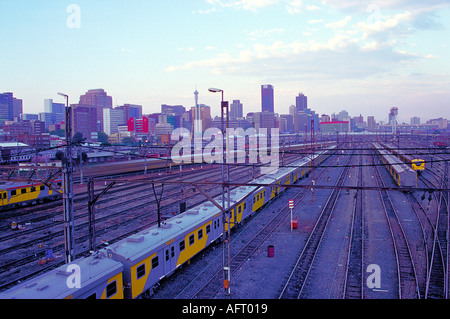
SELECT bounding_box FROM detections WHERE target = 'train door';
[164,242,176,276]
[0,190,7,206]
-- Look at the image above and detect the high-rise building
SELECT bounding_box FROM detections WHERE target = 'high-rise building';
[261,84,274,113]
[367,116,376,131]
[0,92,15,123]
[411,116,420,125]
[103,108,125,135]
[79,89,113,132]
[41,99,65,129]
[230,100,243,120]
[295,93,307,112]
[253,111,276,130]
[71,104,98,141]
[190,104,211,131]
[13,98,22,121]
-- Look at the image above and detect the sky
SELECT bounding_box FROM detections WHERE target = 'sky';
[0,0,449,124]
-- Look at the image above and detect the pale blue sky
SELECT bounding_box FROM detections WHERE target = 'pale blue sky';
[1,0,449,123]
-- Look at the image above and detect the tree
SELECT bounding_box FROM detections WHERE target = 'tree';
[97,131,109,144]
[122,137,135,145]
[72,132,86,144]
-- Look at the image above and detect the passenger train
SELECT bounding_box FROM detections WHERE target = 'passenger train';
[379,142,425,173]
[0,180,62,210]
[372,143,417,188]
[0,145,336,299]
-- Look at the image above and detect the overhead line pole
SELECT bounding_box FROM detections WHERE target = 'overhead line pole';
[58,92,75,264]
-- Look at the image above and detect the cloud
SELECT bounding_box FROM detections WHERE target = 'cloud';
[165,31,422,81]
[206,0,279,11]
[325,16,352,29]
[249,28,284,40]
[286,0,303,14]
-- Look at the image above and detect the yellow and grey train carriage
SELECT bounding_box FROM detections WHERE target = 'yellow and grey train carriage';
[0,145,336,299]
[379,142,425,173]
[372,143,417,187]
[0,252,123,299]
[0,180,62,209]
[105,145,336,299]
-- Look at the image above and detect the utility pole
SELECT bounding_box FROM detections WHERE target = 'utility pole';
[58,93,75,263]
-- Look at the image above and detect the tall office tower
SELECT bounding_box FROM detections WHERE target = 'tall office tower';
[42,99,65,129]
[0,92,15,123]
[79,89,113,132]
[230,100,243,120]
[13,98,23,121]
[295,92,307,112]
[411,116,420,125]
[103,108,125,135]
[367,116,376,131]
[71,104,98,141]
[261,84,274,113]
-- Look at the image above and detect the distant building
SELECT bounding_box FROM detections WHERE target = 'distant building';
[103,108,125,135]
[230,100,243,120]
[320,114,330,123]
[261,85,274,113]
[279,114,294,133]
[295,93,307,113]
[410,116,420,125]
[336,110,349,121]
[367,116,376,131]
[71,104,98,141]
[0,92,17,123]
[79,89,113,132]
[319,121,350,133]
[253,111,276,130]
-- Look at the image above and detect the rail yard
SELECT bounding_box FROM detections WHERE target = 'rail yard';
[0,136,449,300]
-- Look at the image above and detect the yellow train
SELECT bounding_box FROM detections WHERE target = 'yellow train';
[0,180,62,209]
[379,142,425,173]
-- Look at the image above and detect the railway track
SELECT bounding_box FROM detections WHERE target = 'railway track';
[373,151,420,299]
[342,146,364,299]
[278,151,352,299]
[173,150,338,299]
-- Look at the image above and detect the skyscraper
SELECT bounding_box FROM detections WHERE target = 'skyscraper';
[295,93,307,112]
[261,85,274,113]
[0,92,16,123]
[230,100,243,120]
[79,89,113,132]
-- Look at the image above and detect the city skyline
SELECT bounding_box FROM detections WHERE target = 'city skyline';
[1,1,449,123]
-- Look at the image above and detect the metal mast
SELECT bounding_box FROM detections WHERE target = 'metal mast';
[58,93,75,263]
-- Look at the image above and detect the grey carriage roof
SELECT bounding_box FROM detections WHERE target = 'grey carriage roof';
[0,253,122,299]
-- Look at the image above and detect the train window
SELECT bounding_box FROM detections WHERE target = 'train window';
[106,281,117,298]
[171,246,174,258]
[165,249,169,261]
[21,189,26,194]
[40,185,45,191]
[151,256,159,269]
[198,229,203,240]
[179,240,185,252]
[137,264,146,279]
[2,193,6,199]
[11,190,16,196]
[189,234,195,246]
[206,224,211,234]
[244,203,246,210]
[86,293,96,299]
[31,186,36,192]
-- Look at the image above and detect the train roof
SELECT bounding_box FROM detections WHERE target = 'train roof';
[0,253,122,299]
[373,143,415,174]
[107,145,336,264]
[0,180,47,189]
